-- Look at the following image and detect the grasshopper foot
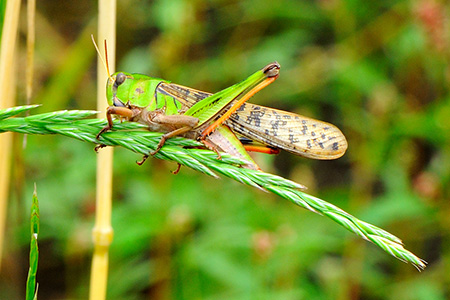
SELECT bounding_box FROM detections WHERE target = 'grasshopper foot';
[172,163,182,174]
[96,125,111,140]
[95,144,107,152]
[136,155,149,165]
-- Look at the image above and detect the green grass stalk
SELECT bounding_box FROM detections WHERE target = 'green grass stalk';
[0,106,427,270]
[26,185,39,300]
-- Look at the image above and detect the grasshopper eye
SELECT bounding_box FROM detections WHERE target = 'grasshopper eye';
[114,72,126,87]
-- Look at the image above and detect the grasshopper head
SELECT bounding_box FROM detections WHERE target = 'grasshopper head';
[106,71,134,107]
[106,72,168,109]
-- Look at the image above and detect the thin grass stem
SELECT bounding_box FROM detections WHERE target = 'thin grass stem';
[0,106,427,270]
[26,185,39,300]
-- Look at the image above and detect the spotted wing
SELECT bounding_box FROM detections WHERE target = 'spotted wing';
[227,103,347,159]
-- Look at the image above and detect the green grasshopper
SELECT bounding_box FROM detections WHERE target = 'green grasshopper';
[94,39,347,170]
[97,61,279,170]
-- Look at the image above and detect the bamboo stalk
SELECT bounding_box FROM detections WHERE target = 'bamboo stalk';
[0,0,21,271]
[89,0,116,299]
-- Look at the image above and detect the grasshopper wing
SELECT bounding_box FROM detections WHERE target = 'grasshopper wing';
[158,83,347,159]
[227,103,348,159]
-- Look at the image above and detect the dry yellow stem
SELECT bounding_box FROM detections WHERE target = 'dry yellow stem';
[0,0,21,271]
[26,0,36,104]
[89,0,116,299]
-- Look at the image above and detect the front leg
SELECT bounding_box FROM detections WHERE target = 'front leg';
[96,106,134,139]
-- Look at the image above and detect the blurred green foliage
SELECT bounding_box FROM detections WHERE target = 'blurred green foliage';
[1,0,450,299]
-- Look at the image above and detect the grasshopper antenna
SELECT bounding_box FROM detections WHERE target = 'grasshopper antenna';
[91,34,112,81]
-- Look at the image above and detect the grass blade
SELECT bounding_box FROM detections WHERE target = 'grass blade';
[0,106,427,270]
[26,185,39,300]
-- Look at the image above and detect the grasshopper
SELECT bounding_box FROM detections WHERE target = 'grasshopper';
[94,39,347,170]
[96,61,279,169]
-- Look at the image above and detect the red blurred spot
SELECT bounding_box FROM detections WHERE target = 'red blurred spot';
[252,231,275,260]
[415,0,448,52]
[413,171,441,200]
